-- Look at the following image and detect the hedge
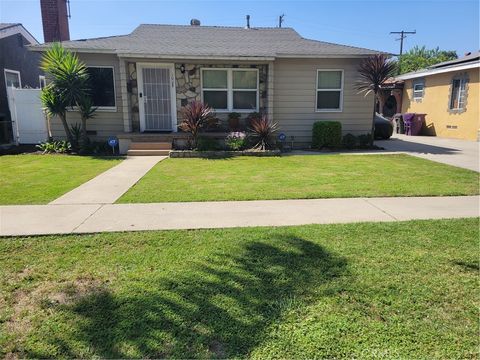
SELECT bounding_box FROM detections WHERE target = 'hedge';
[312,121,342,149]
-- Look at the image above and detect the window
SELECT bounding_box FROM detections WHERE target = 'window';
[39,75,46,89]
[316,70,343,111]
[202,69,228,110]
[449,78,468,111]
[4,69,21,89]
[86,66,116,108]
[201,68,258,111]
[412,79,424,100]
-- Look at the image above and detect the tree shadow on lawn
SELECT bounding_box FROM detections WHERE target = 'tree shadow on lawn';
[29,235,348,358]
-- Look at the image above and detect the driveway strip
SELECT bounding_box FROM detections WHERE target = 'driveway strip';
[49,156,166,205]
[1,196,478,236]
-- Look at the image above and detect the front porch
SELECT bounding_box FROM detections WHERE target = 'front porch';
[117,59,273,134]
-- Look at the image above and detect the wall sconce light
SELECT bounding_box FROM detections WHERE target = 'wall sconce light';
[180,64,186,73]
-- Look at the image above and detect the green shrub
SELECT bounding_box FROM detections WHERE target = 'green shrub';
[358,133,373,148]
[197,136,220,151]
[312,121,342,149]
[342,133,358,149]
[225,132,246,151]
[36,140,71,154]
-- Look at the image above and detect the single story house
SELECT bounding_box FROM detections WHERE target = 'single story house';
[397,51,479,141]
[0,23,44,144]
[31,19,380,153]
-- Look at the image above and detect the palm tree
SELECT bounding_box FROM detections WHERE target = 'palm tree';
[356,54,397,145]
[40,43,89,144]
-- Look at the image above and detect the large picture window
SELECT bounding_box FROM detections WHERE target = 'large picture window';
[201,68,258,111]
[87,66,116,108]
[316,70,343,111]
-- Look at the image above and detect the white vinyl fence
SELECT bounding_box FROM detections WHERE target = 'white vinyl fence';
[7,87,48,144]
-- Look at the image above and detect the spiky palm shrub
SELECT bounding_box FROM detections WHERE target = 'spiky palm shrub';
[178,101,214,149]
[77,95,97,150]
[40,43,89,145]
[249,116,279,150]
[356,54,397,145]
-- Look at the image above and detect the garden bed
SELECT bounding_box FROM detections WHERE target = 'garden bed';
[169,149,281,158]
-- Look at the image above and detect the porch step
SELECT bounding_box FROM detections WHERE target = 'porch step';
[127,141,172,156]
[129,142,172,150]
[127,149,171,156]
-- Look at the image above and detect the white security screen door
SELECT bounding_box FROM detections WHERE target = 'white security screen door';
[138,64,177,132]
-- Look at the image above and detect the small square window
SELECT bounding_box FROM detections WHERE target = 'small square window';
[413,81,424,100]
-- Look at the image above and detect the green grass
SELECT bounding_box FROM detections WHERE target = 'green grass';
[119,154,479,203]
[0,155,122,205]
[0,218,478,358]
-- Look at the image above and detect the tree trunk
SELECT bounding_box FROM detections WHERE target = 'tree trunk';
[59,112,74,145]
[80,116,89,153]
[370,93,377,146]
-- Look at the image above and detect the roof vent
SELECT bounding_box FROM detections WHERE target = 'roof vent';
[190,19,201,26]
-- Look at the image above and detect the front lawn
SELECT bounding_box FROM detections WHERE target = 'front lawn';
[0,218,478,358]
[0,155,122,205]
[119,154,479,203]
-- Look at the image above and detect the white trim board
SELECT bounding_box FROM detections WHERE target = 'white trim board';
[396,61,480,80]
[0,24,38,45]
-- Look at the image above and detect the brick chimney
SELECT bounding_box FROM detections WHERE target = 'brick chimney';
[40,0,70,43]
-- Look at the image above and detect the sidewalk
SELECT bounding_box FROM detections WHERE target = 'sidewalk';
[50,156,166,204]
[1,196,478,236]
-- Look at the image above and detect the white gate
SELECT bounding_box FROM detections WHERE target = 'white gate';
[7,87,48,144]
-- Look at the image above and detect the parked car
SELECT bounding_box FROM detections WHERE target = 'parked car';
[374,113,393,139]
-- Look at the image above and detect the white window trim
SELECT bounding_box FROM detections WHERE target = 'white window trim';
[315,69,344,113]
[201,68,259,112]
[86,65,117,112]
[413,82,424,100]
[39,75,46,89]
[4,69,21,90]
[449,78,467,111]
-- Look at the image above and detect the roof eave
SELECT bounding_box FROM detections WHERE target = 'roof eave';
[396,61,480,80]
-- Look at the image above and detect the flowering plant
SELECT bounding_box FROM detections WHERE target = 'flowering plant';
[225,131,246,150]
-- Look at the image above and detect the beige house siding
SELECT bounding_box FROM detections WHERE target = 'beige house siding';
[273,58,373,147]
[50,53,124,139]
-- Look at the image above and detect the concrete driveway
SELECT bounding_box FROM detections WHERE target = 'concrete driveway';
[376,135,479,172]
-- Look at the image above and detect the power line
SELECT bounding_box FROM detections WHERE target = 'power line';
[390,30,416,72]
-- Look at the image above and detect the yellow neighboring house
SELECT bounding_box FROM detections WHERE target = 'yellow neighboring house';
[397,52,479,141]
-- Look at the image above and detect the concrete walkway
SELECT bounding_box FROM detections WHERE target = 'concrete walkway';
[1,196,478,236]
[50,156,166,205]
[376,135,479,172]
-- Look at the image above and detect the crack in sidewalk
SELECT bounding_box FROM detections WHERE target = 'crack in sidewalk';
[363,198,399,221]
[71,204,105,233]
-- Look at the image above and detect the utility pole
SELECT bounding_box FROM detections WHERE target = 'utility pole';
[278,14,285,28]
[390,30,416,73]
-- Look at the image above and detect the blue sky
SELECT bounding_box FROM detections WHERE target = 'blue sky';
[1,0,478,56]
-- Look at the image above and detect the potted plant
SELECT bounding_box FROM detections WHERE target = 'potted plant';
[228,112,241,131]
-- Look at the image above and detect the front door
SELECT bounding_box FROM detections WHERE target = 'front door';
[137,63,177,132]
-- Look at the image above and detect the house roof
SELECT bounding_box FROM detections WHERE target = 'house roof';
[0,23,39,45]
[396,51,480,80]
[29,24,380,59]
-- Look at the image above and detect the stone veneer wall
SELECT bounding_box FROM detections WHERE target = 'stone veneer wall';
[127,62,268,131]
